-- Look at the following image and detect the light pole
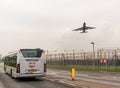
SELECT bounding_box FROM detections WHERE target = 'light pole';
[91,42,95,53]
[91,42,95,70]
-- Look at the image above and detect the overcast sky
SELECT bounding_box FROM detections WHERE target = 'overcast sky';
[0,0,120,55]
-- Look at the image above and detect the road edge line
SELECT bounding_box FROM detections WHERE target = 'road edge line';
[0,81,4,88]
[43,77,82,88]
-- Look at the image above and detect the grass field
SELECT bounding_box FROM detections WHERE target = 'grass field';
[47,65,120,72]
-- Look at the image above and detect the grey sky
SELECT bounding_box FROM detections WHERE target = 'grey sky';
[0,0,120,54]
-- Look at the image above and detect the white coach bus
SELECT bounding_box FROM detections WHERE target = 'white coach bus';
[4,48,46,78]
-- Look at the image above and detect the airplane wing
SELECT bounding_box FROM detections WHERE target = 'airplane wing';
[72,27,83,31]
[86,26,96,30]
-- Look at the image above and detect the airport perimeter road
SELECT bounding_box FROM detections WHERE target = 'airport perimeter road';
[0,63,73,88]
[47,69,120,87]
[0,73,73,88]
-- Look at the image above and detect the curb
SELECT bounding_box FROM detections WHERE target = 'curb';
[43,77,83,88]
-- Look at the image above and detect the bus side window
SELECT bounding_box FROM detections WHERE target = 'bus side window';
[12,55,17,67]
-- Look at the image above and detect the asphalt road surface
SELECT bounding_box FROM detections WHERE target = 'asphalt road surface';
[0,63,73,88]
[47,69,120,87]
[0,73,73,88]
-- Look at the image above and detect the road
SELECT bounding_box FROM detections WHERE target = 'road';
[0,73,73,88]
[47,69,120,87]
[0,63,73,88]
[1,62,120,88]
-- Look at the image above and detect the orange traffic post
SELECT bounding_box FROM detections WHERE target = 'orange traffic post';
[71,68,75,81]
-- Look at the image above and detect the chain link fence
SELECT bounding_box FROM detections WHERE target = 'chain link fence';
[46,49,120,72]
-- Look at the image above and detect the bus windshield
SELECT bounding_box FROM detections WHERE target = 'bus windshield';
[20,49,43,58]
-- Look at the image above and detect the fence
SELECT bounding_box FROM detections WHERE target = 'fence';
[46,49,120,72]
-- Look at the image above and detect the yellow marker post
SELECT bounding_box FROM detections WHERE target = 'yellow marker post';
[71,68,75,81]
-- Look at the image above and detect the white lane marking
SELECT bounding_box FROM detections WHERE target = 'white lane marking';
[113,77,117,79]
[0,81,4,88]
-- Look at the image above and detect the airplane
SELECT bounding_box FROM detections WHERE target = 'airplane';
[72,22,96,33]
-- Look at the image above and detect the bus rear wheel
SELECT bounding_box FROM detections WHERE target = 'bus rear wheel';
[10,69,12,76]
[10,69,15,79]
